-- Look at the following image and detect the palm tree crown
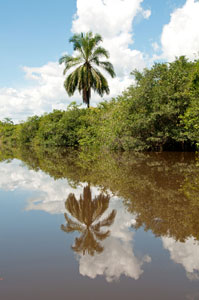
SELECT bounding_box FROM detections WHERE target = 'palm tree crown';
[59,32,116,108]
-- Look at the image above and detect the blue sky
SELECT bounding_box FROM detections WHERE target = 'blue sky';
[132,0,186,53]
[0,0,76,87]
[0,0,199,122]
[0,0,185,86]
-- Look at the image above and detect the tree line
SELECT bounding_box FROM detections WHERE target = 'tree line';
[0,55,199,151]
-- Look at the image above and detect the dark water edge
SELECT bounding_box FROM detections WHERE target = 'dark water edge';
[0,146,199,299]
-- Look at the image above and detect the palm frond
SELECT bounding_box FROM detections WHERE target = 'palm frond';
[98,61,116,78]
[72,229,104,256]
[59,55,83,75]
[91,193,110,222]
[94,209,117,228]
[61,213,85,233]
[90,67,110,96]
[82,33,103,60]
[90,46,110,60]
[69,33,86,59]
[64,65,84,96]
[59,54,71,65]
[93,230,110,241]
[65,193,83,222]
[69,33,83,50]
[92,33,102,45]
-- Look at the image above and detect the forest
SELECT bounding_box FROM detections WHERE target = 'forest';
[1,56,199,152]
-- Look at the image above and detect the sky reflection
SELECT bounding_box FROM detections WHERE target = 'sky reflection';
[0,158,199,284]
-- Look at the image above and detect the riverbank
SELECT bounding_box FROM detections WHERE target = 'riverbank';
[1,57,199,152]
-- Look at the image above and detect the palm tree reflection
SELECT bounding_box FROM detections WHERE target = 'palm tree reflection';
[61,185,116,256]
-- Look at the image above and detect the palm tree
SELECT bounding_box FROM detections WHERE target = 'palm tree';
[59,32,116,108]
[61,185,116,256]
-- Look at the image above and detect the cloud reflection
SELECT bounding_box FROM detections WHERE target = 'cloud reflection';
[77,196,151,282]
[0,159,80,214]
[79,236,151,282]
[0,160,150,281]
[162,237,199,281]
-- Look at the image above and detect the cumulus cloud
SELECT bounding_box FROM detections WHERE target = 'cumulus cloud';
[0,62,72,123]
[72,0,149,77]
[151,42,160,52]
[161,0,199,61]
[162,236,199,280]
[0,0,150,122]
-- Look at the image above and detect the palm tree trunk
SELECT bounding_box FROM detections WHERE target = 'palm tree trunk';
[83,88,91,108]
[87,88,91,108]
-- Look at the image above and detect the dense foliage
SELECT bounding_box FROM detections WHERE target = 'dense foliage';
[1,57,199,151]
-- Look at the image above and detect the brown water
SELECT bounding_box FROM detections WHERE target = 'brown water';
[0,149,199,299]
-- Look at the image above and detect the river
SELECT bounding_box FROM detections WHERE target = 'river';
[0,148,199,299]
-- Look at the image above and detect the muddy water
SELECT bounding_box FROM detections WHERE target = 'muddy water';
[0,150,199,300]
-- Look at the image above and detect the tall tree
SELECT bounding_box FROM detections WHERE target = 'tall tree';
[59,32,116,108]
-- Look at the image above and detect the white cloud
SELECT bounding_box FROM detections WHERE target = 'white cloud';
[162,236,199,280]
[72,0,149,77]
[161,0,199,61]
[0,0,150,122]
[142,9,151,19]
[0,62,72,123]
[72,0,149,38]
[151,42,160,52]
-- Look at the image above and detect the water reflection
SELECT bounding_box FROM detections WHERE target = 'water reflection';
[2,147,199,243]
[60,184,151,281]
[61,185,116,256]
[162,237,199,281]
[74,196,151,282]
[1,147,199,286]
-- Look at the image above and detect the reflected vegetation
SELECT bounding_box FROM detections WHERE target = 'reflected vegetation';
[1,145,199,244]
[1,145,199,283]
[61,185,116,256]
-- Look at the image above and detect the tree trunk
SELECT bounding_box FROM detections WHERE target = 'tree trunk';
[83,88,91,108]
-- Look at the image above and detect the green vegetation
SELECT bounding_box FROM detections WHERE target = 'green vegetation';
[59,32,115,108]
[1,56,199,151]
